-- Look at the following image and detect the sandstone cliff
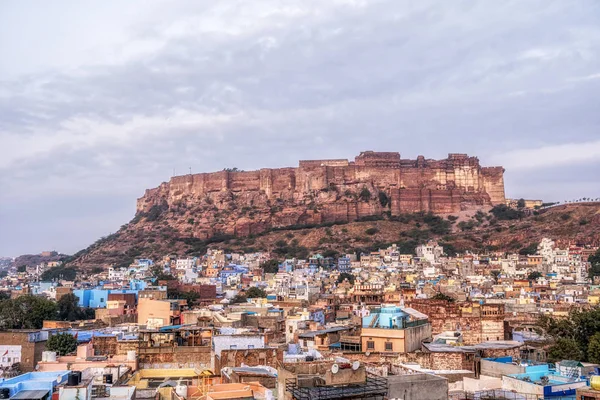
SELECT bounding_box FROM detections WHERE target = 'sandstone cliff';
[136,151,505,239]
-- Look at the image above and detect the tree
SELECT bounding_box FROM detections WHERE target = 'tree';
[527,271,543,282]
[359,187,372,202]
[538,309,600,362]
[519,243,539,256]
[168,289,200,305]
[490,270,501,284]
[589,249,600,279]
[246,287,267,298]
[17,265,26,273]
[230,294,247,304]
[378,192,390,207]
[150,265,176,281]
[365,227,379,235]
[259,260,280,274]
[490,204,523,220]
[337,273,355,285]
[0,295,58,329]
[588,333,600,364]
[46,333,78,356]
[57,294,88,321]
[547,338,583,362]
[397,240,418,255]
[431,293,455,302]
[516,198,526,209]
[41,265,77,281]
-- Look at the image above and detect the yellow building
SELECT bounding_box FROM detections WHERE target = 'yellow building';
[360,306,431,353]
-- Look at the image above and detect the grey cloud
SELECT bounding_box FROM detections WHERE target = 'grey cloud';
[1,0,600,255]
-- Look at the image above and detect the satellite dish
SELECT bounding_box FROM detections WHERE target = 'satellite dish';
[365,351,371,357]
[331,364,339,374]
[352,361,360,371]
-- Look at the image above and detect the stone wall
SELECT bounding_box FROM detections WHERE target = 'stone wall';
[407,300,505,345]
[135,152,505,239]
[137,346,211,369]
[216,348,282,371]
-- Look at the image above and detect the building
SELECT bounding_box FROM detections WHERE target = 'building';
[416,241,444,263]
[137,298,186,328]
[360,306,431,353]
[0,330,49,372]
[212,332,266,371]
[280,360,388,400]
[0,371,70,400]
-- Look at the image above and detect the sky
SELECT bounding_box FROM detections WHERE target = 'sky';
[1,0,599,256]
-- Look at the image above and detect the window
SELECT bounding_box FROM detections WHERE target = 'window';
[248,345,255,349]
[230,345,237,349]
[366,341,375,350]
[385,342,393,351]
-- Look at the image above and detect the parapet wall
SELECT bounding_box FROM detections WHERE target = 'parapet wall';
[135,151,506,238]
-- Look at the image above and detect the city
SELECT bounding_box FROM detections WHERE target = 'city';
[1,2,600,400]
[1,210,600,399]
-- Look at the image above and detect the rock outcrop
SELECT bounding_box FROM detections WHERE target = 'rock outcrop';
[136,151,505,239]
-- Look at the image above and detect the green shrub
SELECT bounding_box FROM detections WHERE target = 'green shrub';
[359,187,372,202]
[365,227,379,235]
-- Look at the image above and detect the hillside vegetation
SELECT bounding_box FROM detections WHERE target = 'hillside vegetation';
[65,203,600,269]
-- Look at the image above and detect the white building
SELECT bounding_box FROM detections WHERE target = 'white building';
[416,241,444,263]
[176,258,196,270]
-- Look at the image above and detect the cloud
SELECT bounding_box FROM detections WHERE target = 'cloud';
[491,140,600,170]
[1,0,600,255]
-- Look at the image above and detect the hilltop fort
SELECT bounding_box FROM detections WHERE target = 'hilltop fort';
[136,151,505,238]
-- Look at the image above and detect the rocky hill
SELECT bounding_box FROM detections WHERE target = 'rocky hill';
[69,199,600,269]
[135,151,506,240]
[12,251,68,268]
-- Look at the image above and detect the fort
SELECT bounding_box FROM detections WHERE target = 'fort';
[136,151,505,238]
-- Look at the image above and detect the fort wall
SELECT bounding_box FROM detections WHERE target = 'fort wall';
[135,152,506,238]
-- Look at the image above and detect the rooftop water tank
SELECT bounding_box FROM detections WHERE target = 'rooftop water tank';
[175,385,187,399]
[42,351,57,362]
[591,375,600,390]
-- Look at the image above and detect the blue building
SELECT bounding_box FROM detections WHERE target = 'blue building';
[134,258,154,268]
[337,257,351,273]
[362,306,411,329]
[0,371,70,399]
[281,260,294,273]
[219,264,248,284]
[73,288,139,308]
